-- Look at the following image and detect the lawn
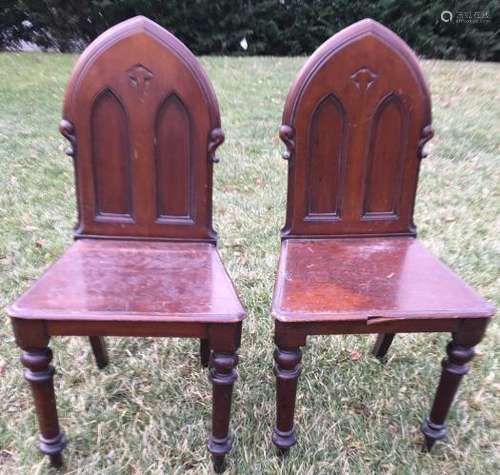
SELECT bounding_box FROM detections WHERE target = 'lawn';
[0,53,498,474]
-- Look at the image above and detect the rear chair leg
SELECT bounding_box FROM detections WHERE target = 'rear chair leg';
[200,338,210,368]
[421,319,489,451]
[372,333,395,359]
[89,336,109,369]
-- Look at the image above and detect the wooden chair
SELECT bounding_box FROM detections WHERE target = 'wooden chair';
[271,19,495,454]
[7,17,244,473]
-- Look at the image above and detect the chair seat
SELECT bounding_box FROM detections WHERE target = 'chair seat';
[272,237,494,322]
[8,239,244,322]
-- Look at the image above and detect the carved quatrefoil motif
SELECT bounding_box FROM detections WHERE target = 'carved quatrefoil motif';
[350,67,378,93]
[127,64,154,99]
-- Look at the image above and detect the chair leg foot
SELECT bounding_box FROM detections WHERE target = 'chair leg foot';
[273,345,302,451]
[200,338,210,368]
[211,453,226,473]
[41,433,67,467]
[89,336,109,369]
[421,417,446,452]
[272,427,297,450]
[372,333,395,359]
[276,445,290,458]
[49,452,64,468]
[209,435,231,473]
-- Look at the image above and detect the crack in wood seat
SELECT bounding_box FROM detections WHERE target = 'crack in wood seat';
[271,18,495,456]
[7,16,244,473]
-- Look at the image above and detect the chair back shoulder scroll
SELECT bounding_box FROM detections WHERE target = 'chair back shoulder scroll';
[279,19,433,239]
[60,16,224,242]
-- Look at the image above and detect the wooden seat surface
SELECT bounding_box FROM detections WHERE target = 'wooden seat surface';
[8,239,244,322]
[272,237,494,322]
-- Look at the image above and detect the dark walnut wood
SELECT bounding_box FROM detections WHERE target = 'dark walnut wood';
[7,16,244,473]
[272,18,495,455]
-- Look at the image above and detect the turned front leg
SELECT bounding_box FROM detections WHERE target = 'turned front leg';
[208,351,238,473]
[272,345,302,451]
[21,347,66,466]
[422,319,489,450]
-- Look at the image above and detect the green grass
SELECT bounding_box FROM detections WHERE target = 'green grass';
[0,53,499,474]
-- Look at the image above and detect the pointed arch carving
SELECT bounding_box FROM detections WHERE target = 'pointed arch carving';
[306,93,347,219]
[362,92,408,219]
[91,87,133,219]
[155,92,193,222]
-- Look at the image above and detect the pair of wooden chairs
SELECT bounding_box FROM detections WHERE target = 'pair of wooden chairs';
[7,17,494,472]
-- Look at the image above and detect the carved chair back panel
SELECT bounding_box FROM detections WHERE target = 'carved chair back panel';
[61,17,222,241]
[280,20,433,238]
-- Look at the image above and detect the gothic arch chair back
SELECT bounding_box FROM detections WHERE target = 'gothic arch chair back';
[279,19,433,238]
[60,15,223,241]
[7,17,244,473]
[271,19,494,455]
